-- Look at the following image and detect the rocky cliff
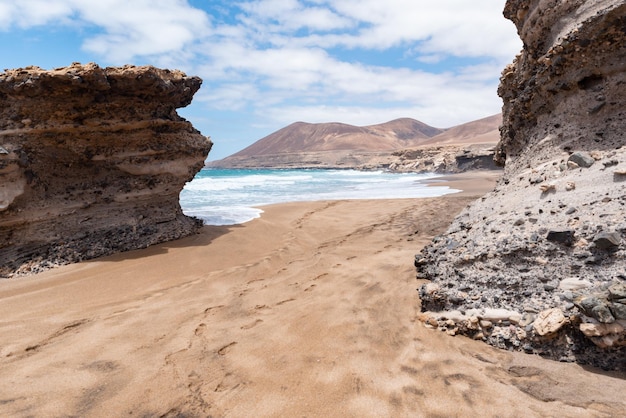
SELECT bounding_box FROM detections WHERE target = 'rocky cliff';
[417,0,626,370]
[0,63,212,277]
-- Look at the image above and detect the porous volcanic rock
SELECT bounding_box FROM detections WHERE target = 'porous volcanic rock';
[416,1,626,370]
[0,63,212,277]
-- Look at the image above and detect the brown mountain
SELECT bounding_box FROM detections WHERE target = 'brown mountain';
[229,118,444,157]
[209,114,501,170]
[422,113,501,145]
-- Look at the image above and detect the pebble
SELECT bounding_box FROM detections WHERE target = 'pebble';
[479,320,493,329]
[594,231,621,249]
[591,304,615,323]
[608,283,626,300]
[609,302,626,320]
[579,321,624,337]
[568,151,595,168]
[533,308,567,336]
[559,277,592,291]
[519,312,536,327]
[546,230,575,246]
[576,295,603,312]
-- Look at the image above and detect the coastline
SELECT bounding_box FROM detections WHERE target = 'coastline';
[423,169,502,197]
[1,175,624,416]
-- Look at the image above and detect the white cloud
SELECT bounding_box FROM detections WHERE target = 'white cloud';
[238,0,353,32]
[312,0,520,60]
[0,0,73,29]
[0,0,210,62]
[0,0,522,157]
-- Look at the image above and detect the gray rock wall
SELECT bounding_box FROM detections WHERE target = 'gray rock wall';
[416,0,626,370]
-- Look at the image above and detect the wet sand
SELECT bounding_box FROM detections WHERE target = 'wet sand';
[0,172,624,417]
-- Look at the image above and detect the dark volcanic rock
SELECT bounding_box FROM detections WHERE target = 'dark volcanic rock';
[594,232,621,250]
[546,230,576,246]
[417,1,626,371]
[0,63,212,277]
[568,152,595,168]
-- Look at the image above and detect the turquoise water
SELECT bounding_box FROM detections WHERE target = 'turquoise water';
[180,168,458,225]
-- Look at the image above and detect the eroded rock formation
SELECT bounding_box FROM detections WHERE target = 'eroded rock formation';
[417,1,626,370]
[0,63,212,276]
[388,144,499,173]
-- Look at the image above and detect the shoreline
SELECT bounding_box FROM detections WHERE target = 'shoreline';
[192,169,502,227]
[423,169,502,197]
[1,174,625,416]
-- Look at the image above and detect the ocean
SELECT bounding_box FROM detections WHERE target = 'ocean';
[180,168,459,225]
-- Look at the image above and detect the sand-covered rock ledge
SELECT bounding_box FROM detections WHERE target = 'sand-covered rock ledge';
[0,63,212,277]
[417,0,626,370]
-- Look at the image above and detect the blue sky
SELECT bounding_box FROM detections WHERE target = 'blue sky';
[0,0,521,160]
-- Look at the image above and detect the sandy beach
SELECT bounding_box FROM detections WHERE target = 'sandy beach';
[0,172,624,417]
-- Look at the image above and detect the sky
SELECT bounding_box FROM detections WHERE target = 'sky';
[0,0,522,160]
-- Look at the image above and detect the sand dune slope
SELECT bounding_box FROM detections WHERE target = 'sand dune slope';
[0,178,624,417]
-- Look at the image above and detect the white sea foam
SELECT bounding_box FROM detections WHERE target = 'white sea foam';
[180,168,458,226]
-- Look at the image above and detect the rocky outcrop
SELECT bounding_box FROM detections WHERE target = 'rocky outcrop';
[0,63,212,277]
[389,144,500,173]
[416,1,626,370]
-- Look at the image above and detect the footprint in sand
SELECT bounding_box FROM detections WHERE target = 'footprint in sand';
[194,323,207,336]
[217,342,237,356]
[443,373,481,393]
[214,373,242,393]
[203,305,224,314]
[25,319,90,354]
[352,376,363,394]
[240,319,263,330]
[400,365,419,376]
[275,298,296,306]
[402,386,425,396]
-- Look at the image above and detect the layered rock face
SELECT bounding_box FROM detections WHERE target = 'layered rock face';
[417,1,626,370]
[388,144,499,173]
[0,63,212,277]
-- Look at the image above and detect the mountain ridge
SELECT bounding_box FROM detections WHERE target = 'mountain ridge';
[228,117,446,157]
[210,113,501,171]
